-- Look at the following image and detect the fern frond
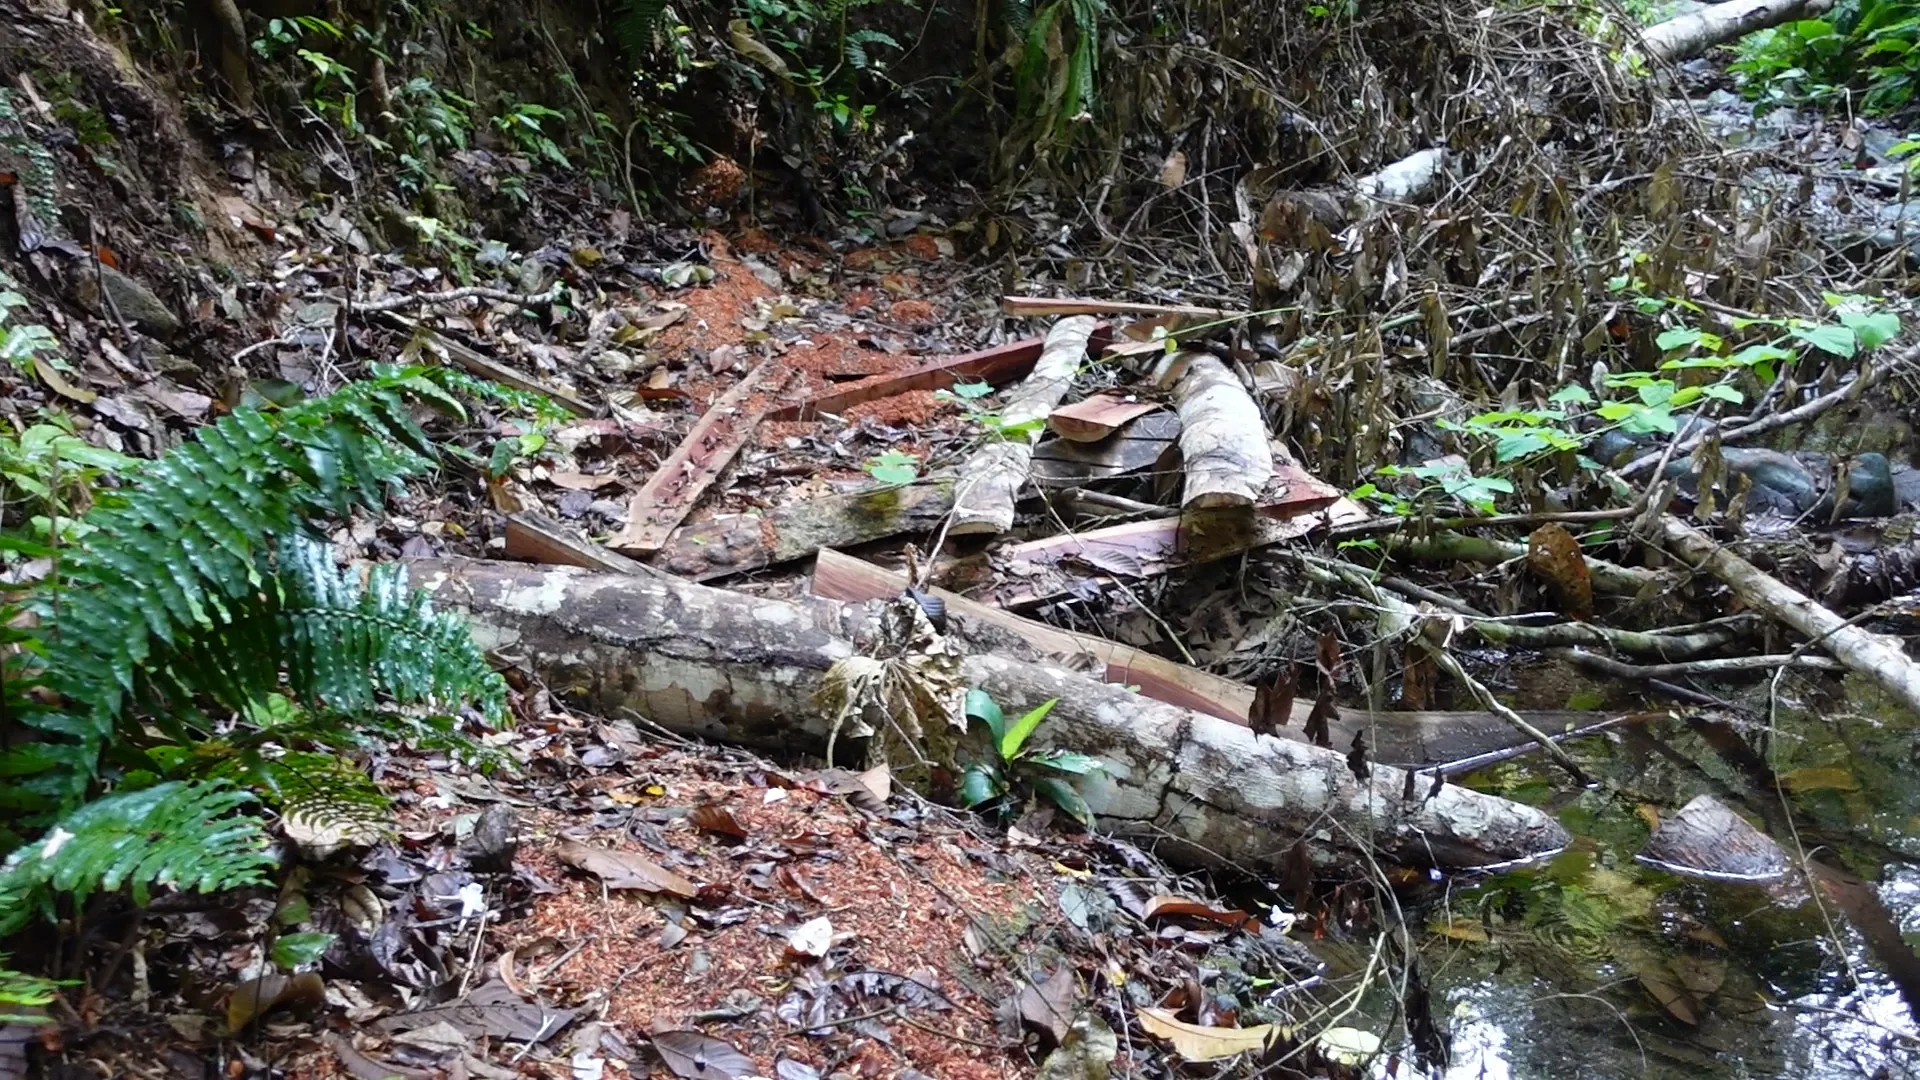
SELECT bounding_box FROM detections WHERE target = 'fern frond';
[10,368,463,809]
[0,960,62,1023]
[0,780,273,935]
[610,0,671,60]
[211,748,392,836]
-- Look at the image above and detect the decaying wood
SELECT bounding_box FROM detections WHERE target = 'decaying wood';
[382,312,592,416]
[1048,391,1161,442]
[1031,411,1182,490]
[1001,296,1241,321]
[610,360,794,554]
[1637,0,1833,64]
[950,317,1098,536]
[407,557,1571,870]
[812,549,1603,769]
[762,326,1111,422]
[504,511,665,578]
[650,480,955,580]
[1355,148,1449,204]
[1002,494,1363,583]
[1660,513,1920,720]
[1636,795,1790,883]
[1171,354,1273,510]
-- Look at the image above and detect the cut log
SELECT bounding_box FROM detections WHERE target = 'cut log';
[1635,794,1789,883]
[649,480,955,580]
[812,548,1604,769]
[1660,513,1920,719]
[763,326,1111,422]
[1048,391,1161,442]
[1637,0,1834,64]
[609,360,794,554]
[1355,148,1448,204]
[1170,354,1273,510]
[407,557,1571,870]
[1003,494,1359,581]
[950,317,1099,537]
[1032,411,1182,490]
[504,511,665,578]
[1002,297,1241,320]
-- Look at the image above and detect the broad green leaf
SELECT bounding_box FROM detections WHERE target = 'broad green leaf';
[964,688,1006,746]
[959,764,998,808]
[1032,776,1094,825]
[950,381,994,400]
[1839,310,1900,352]
[1701,384,1744,403]
[866,462,917,485]
[1031,750,1105,776]
[1549,384,1595,405]
[270,931,334,968]
[1791,323,1856,358]
[1655,327,1703,351]
[1000,697,1058,759]
[1636,381,1675,407]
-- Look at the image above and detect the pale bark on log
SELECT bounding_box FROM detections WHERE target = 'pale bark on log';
[950,317,1097,536]
[406,557,1570,871]
[1660,514,1920,719]
[1355,148,1448,204]
[1172,354,1273,510]
[1637,0,1834,64]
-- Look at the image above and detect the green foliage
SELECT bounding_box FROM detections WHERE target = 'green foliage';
[492,102,573,169]
[1355,292,1903,518]
[934,381,1049,442]
[1731,1,1920,114]
[959,689,1101,825]
[0,962,64,1023]
[0,288,62,377]
[0,782,274,936]
[864,450,920,486]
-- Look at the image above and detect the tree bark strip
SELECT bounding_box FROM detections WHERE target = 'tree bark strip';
[1637,0,1834,64]
[407,557,1571,871]
[1171,353,1273,510]
[950,317,1098,536]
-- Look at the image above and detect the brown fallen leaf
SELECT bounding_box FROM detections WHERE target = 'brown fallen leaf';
[652,1030,756,1079]
[1526,522,1593,620]
[1159,150,1189,188]
[1142,896,1263,934]
[555,839,697,898]
[227,972,325,1032]
[327,1033,433,1080]
[1248,665,1294,736]
[545,470,622,492]
[1137,1007,1276,1062]
[1316,627,1342,683]
[1303,684,1337,749]
[690,802,750,838]
[1016,966,1077,1047]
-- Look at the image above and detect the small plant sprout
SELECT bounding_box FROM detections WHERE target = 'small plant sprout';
[959,689,1104,826]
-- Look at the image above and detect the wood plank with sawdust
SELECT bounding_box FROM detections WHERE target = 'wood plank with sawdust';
[609,360,794,555]
[764,325,1112,422]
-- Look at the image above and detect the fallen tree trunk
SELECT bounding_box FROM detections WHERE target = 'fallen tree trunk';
[950,317,1097,536]
[1659,514,1920,719]
[1172,353,1273,510]
[408,557,1571,871]
[1636,0,1834,64]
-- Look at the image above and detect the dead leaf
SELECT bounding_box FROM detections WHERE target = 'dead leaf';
[546,471,621,492]
[1159,151,1188,188]
[1526,523,1593,620]
[690,803,750,838]
[1016,966,1076,1046]
[786,916,834,961]
[555,840,697,898]
[1137,1007,1275,1062]
[376,981,576,1041]
[327,1033,433,1080]
[1303,684,1337,749]
[652,1030,756,1079]
[31,357,95,404]
[227,972,324,1032]
[1142,896,1263,933]
[1316,627,1341,683]
[1248,666,1294,736]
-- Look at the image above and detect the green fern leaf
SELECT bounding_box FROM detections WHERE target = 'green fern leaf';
[0,780,273,935]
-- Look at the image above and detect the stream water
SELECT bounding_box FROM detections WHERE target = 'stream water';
[1396,670,1920,1079]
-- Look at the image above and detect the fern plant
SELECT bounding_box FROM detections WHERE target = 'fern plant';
[0,781,274,936]
[2,364,481,819]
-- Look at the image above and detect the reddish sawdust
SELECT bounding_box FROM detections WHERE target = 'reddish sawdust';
[507,778,1048,1079]
[644,232,961,440]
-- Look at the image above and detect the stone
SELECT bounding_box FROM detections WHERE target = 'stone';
[74,263,181,340]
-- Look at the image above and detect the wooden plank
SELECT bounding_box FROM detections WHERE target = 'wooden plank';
[1006,489,1357,575]
[763,325,1112,422]
[380,312,594,416]
[810,549,1603,767]
[1031,411,1181,489]
[1002,296,1244,320]
[504,512,666,578]
[650,481,955,581]
[1048,391,1162,442]
[609,360,795,555]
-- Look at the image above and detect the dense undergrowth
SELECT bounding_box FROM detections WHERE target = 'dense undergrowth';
[1733,0,1920,120]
